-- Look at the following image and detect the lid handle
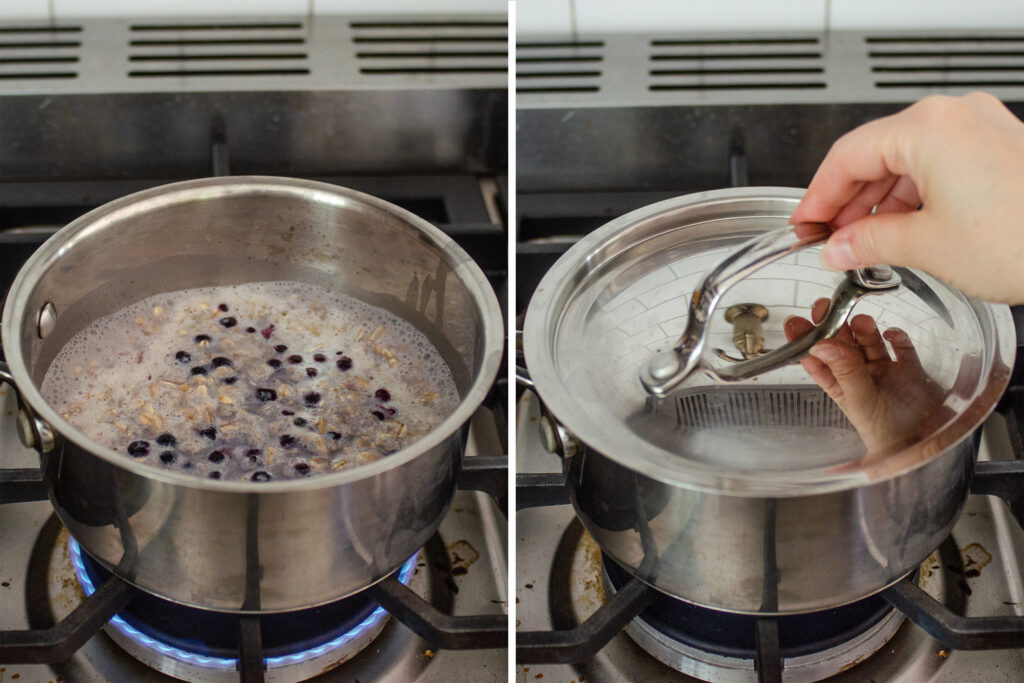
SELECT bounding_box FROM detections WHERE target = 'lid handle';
[639,223,901,395]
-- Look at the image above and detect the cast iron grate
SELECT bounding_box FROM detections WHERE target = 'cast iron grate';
[514,458,1024,680]
[0,25,80,81]
[0,456,508,681]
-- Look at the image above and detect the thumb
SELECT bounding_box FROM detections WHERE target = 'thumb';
[820,210,925,271]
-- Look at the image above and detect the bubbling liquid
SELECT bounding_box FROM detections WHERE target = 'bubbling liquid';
[41,282,460,482]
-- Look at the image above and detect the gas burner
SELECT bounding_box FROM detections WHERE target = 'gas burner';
[68,538,416,682]
[601,554,906,682]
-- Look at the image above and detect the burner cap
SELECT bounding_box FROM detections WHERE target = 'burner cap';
[602,553,896,658]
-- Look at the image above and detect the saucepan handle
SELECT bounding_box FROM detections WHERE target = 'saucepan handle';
[639,223,901,396]
[515,330,578,458]
[0,359,58,455]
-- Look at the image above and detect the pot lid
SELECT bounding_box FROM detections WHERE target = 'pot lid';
[523,188,1014,496]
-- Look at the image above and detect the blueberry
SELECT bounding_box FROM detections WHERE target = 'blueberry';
[381,406,397,418]
[198,426,217,440]
[293,417,307,426]
[313,353,327,363]
[256,388,278,402]
[267,358,282,369]
[371,410,386,421]
[245,326,257,334]
[245,448,262,458]
[279,434,297,448]
[287,354,303,365]
[261,324,276,339]
[274,344,288,353]
[304,391,321,405]
[219,316,237,328]
[217,303,229,312]
[336,356,353,371]
[252,471,272,482]
[306,367,318,378]
[195,334,212,343]
[207,450,225,463]
[211,357,233,368]
[375,388,391,402]
[209,471,222,480]
[175,351,191,363]
[127,440,150,457]
[294,463,311,476]
[191,366,208,376]
[328,431,342,441]
[155,433,177,447]
[159,451,176,464]
[223,376,238,385]
[281,409,295,416]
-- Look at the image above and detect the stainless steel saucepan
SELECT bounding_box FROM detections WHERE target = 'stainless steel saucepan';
[0,176,504,612]
[522,187,1013,615]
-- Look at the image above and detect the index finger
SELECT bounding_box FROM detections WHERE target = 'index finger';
[790,108,918,226]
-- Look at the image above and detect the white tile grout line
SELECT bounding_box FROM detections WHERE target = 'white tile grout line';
[506,0,517,674]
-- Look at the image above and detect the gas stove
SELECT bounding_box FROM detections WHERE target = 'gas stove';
[1,389,507,683]
[515,26,1024,683]
[515,388,1024,682]
[0,12,508,682]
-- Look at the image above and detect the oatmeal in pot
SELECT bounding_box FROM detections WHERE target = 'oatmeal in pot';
[40,282,459,481]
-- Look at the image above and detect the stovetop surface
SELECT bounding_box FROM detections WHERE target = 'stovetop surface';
[515,390,1024,682]
[0,385,507,682]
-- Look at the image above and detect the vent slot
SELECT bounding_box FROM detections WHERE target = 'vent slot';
[648,36,824,92]
[0,26,81,34]
[353,20,507,77]
[131,23,302,31]
[1,25,80,81]
[127,22,309,79]
[516,40,603,94]
[652,38,819,46]
[867,34,1024,89]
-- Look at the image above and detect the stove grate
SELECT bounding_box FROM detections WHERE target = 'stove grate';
[514,457,1024,682]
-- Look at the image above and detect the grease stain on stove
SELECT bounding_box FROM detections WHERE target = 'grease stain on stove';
[447,539,479,576]
[960,542,992,578]
[47,526,87,621]
[572,530,606,616]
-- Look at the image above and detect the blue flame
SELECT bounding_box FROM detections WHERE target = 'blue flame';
[69,537,418,670]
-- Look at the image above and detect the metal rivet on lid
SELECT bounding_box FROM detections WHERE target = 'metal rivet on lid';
[37,302,56,339]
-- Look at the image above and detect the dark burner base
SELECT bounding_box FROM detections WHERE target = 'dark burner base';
[603,553,899,659]
[81,550,379,660]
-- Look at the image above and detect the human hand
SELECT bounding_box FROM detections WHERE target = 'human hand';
[789,92,1024,304]
[783,299,948,457]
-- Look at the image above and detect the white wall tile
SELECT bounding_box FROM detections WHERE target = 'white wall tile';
[0,0,50,21]
[52,0,308,18]
[48,0,506,20]
[574,0,825,34]
[517,0,574,36]
[829,0,1024,30]
[314,0,506,14]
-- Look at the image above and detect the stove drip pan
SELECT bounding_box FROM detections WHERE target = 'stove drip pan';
[602,554,906,683]
[70,538,416,683]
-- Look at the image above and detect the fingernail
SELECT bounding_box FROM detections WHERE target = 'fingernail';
[820,233,859,271]
[809,344,841,362]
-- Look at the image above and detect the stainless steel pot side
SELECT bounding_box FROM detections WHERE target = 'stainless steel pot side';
[0,177,504,613]
[523,187,1013,615]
